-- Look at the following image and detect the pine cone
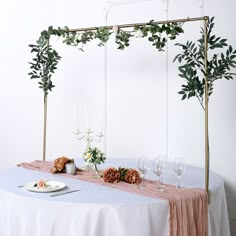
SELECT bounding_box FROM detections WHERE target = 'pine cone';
[118,167,128,181]
[125,169,141,184]
[103,167,120,183]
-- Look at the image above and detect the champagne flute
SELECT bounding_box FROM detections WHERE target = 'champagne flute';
[153,156,166,191]
[158,155,167,186]
[173,158,186,188]
[137,157,150,186]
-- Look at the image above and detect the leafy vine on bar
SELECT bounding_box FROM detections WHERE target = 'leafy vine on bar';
[28,17,236,106]
[28,20,184,95]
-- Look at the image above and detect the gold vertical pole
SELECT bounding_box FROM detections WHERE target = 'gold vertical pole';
[203,16,209,196]
[43,94,47,161]
[42,38,50,161]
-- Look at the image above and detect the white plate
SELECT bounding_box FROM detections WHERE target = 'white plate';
[24,181,66,193]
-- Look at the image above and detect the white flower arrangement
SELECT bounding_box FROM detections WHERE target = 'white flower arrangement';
[83,147,106,165]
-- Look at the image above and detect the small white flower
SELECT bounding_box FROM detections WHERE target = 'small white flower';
[134,29,143,38]
[84,153,92,161]
[112,25,119,34]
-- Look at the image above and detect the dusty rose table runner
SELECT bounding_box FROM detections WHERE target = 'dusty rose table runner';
[18,160,208,236]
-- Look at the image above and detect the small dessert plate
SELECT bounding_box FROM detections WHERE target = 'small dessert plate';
[24,181,66,193]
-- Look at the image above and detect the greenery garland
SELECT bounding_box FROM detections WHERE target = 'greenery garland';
[28,20,184,95]
[28,26,68,95]
[173,17,236,109]
[28,17,236,110]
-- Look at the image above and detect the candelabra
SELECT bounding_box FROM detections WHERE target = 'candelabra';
[74,129,104,149]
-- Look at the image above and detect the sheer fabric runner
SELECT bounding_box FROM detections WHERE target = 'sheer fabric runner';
[18,160,208,236]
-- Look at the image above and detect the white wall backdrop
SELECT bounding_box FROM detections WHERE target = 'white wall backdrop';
[0,0,235,235]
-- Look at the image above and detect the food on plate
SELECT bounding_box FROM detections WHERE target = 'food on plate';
[34,179,48,188]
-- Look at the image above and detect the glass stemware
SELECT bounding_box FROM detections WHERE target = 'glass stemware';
[137,157,150,186]
[153,156,166,191]
[173,158,186,188]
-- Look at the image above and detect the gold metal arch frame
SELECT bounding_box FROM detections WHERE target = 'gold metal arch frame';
[43,16,209,196]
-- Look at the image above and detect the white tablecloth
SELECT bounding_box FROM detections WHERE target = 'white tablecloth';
[0,158,230,236]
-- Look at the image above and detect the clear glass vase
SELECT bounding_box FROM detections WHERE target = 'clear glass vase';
[94,164,98,176]
[93,163,102,178]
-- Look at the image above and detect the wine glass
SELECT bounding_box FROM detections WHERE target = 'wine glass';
[137,157,150,186]
[153,156,166,191]
[173,158,186,188]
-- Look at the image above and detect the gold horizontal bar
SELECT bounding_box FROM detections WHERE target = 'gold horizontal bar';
[69,16,207,32]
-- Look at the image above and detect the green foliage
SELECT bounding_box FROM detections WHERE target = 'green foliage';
[28,26,69,95]
[135,20,184,51]
[174,17,236,109]
[115,30,133,50]
[62,30,95,51]
[95,27,112,47]
[29,21,184,95]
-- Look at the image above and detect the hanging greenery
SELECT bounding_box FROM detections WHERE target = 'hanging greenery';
[28,20,184,95]
[174,17,236,110]
[28,26,68,95]
[134,21,184,50]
